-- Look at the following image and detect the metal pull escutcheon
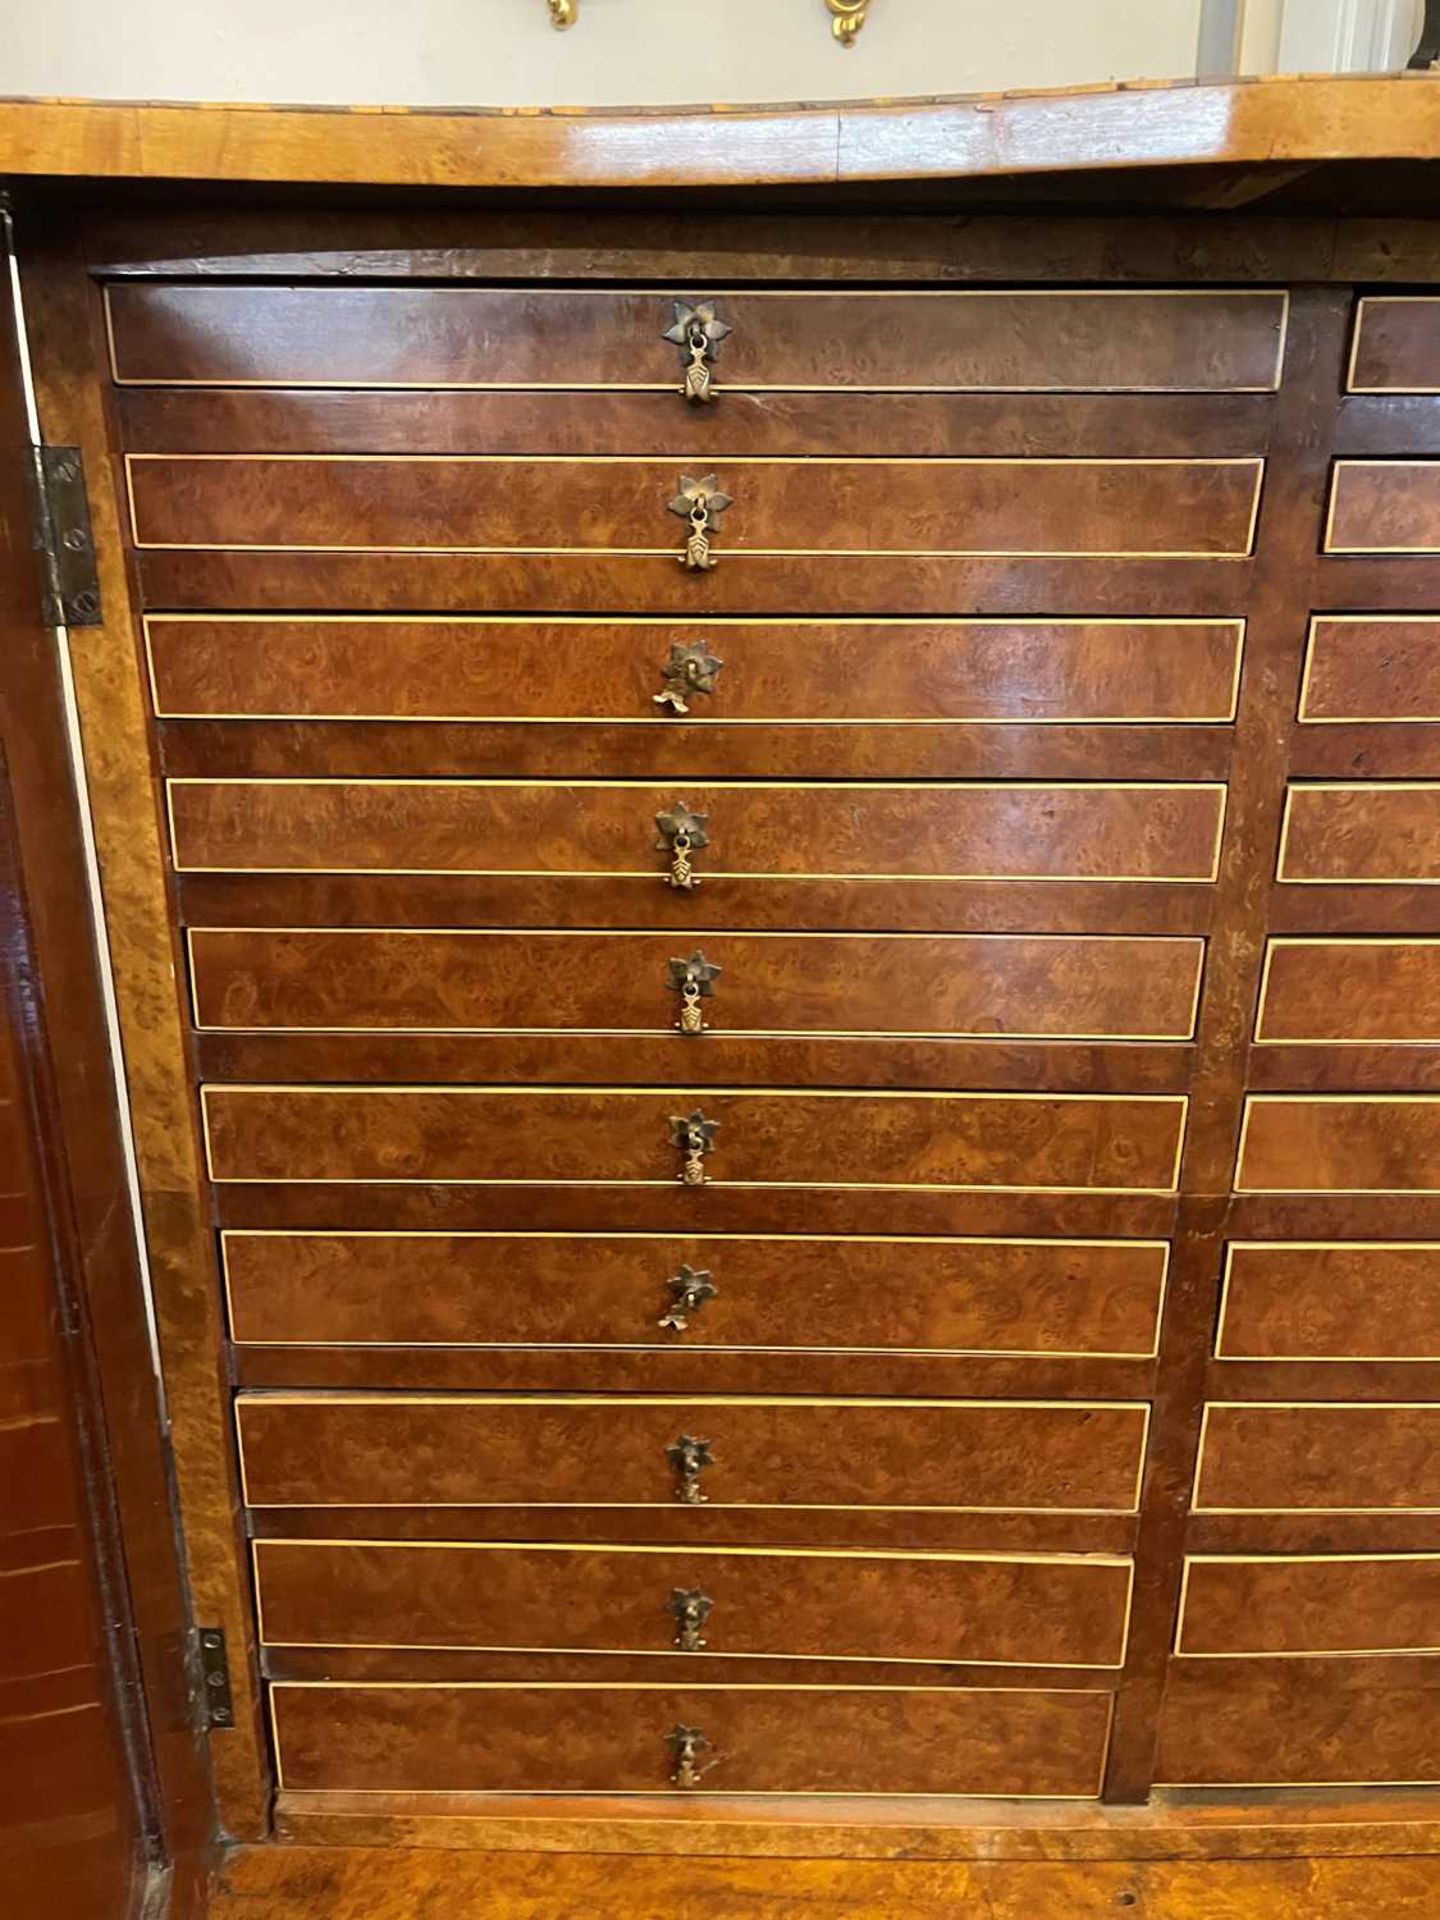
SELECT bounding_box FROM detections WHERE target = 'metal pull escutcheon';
[667,1433,714,1504]
[669,474,731,570]
[655,803,709,891]
[667,950,721,1035]
[653,639,723,715]
[669,1108,718,1186]
[666,1586,714,1652]
[663,300,731,405]
[666,1722,713,1788]
[658,1263,717,1332]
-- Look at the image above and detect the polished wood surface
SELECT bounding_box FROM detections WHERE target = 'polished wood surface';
[1194,1403,1440,1512]
[1178,1554,1440,1656]
[1218,1242,1440,1361]
[1256,940,1440,1043]
[1326,460,1440,552]
[1299,617,1440,723]
[1237,1097,1440,1193]
[1349,298,1440,392]
[1278,784,1440,884]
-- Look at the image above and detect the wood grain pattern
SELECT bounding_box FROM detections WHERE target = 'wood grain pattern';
[1278,785,1440,884]
[1194,1402,1440,1512]
[106,285,1287,392]
[1348,297,1440,392]
[270,1681,1113,1797]
[253,1539,1132,1667]
[1299,617,1440,723]
[1325,460,1440,551]
[1237,1097,1440,1193]
[236,1393,1149,1513]
[202,1086,1188,1193]
[1256,940,1440,1043]
[1218,1242,1440,1360]
[125,455,1265,559]
[1178,1554,1440,1656]
[143,616,1245,725]
[166,780,1228,883]
[221,1230,1168,1358]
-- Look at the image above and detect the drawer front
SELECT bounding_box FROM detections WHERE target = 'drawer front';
[127,455,1264,559]
[1178,1555,1440,1657]
[271,1681,1114,1798]
[1255,940,1440,1044]
[223,1230,1169,1358]
[1157,1665,1440,1787]
[1194,1402,1440,1513]
[1299,617,1440,723]
[236,1394,1150,1513]
[1237,1096,1440,1194]
[254,1539,1133,1667]
[190,930,1204,1041]
[107,284,1286,393]
[1348,297,1440,393]
[1278,784,1440,884]
[1326,460,1440,553]
[203,1087,1188,1193]
[145,615,1245,725]
[1219,1242,1440,1361]
[168,780,1227,883]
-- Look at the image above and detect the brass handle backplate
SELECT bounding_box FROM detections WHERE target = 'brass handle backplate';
[666,1585,715,1652]
[653,639,724,715]
[663,300,732,405]
[666,1721,713,1788]
[668,1108,719,1186]
[666,1433,714,1504]
[667,950,722,1035]
[668,474,732,571]
[658,1263,717,1332]
[655,803,709,891]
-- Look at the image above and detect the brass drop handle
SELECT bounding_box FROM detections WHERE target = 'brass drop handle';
[663,300,731,405]
[658,1263,717,1333]
[667,1433,714,1504]
[655,803,709,892]
[668,1108,718,1186]
[653,639,723,716]
[668,474,732,571]
[667,950,722,1035]
[666,1586,714,1652]
[666,1722,713,1788]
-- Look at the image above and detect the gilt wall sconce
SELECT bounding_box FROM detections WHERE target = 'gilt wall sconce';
[544,0,872,42]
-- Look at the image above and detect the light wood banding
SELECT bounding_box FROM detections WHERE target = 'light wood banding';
[1218,1242,1440,1362]
[1194,1402,1440,1513]
[1278,785,1440,886]
[1299,617,1440,724]
[1255,940,1440,1044]
[1236,1096,1440,1194]
[1348,297,1440,393]
[1325,460,1440,553]
[1178,1555,1440,1657]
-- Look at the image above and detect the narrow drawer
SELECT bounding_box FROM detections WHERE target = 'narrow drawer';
[1237,1096,1440,1194]
[144,615,1245,725]
[224,1230,1169,1359]
[271,1680,1114,1797]
[1299,616,1440,723]
[1178,1554,1440,1657]
[1255,940,1440,1044]
[1157,1664,1440,1787]
[203,1087,1188,1194]
[255,1539,1133,1667]
[167,779,1228,883]
[1326,460,1440,552]
[1219,1242,1440,1361]
[107,283,1286,393]
[126,455,1264,559]
[1278,784,1440,885]
[1194,1402,1440,1513]
[190,929,1204,1041]
[1348,297,1440,393]
[237,1393,1150,1513]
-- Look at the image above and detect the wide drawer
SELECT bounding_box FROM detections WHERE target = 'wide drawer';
[236,1393,1150,1513]
[1349,298,1440,393]
[126,455,1264,559]
[254,1539,1133,1667]
[1194,1402,1440,1512]
[202,1087,1188,1193]
[167,779,1227,883]
[271,1680,1114,1797]
[1278,784,1440,885]
[107,284,1286,394]
[1255,940,1440,1044]
[1237,1096,1440,1194]
[189,929,1204,1041]
[1218,1242,1440,1361]
[223,1230,1169,1358]
[1326,460,1440,552]
[1178,1554,1440,1657]
[144,615,1245,724]
[1299,616,1440,723]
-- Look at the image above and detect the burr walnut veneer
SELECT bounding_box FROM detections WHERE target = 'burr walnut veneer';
[22,141,1440,1855]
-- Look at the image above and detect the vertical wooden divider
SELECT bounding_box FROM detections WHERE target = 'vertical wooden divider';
[17,228,270,1838]
[1102,286,1350,1801]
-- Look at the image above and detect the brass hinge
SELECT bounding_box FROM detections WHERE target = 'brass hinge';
[194,1626,235,1731]
[28,444,102,627]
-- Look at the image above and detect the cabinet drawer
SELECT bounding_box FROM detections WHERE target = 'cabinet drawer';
[223,1230,1169,1359]
[168,779,1227,883]
[1255,940,1440,1044]
[1299,616,1440,723]
[1326,460,1440,552]
[237,1393,1150,1513]
[203,1087,1188,1193]
[271,1680,1113,1798]
[1278,784,1440,885]
[145,615,1245,725]
[190,929,1204,1041]
[1348,297,1440,393]
[1194,1402,1440,1513]
[1219,1242,1440,1361]
[107,283,1285,394]
[127,455,1264,559]
[255,1539,1133,1668]
[1237,1096,1440,1194]
[1178,1554,1440,1657]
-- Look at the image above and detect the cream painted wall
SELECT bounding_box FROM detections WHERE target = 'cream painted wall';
[7,0,1209,108]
